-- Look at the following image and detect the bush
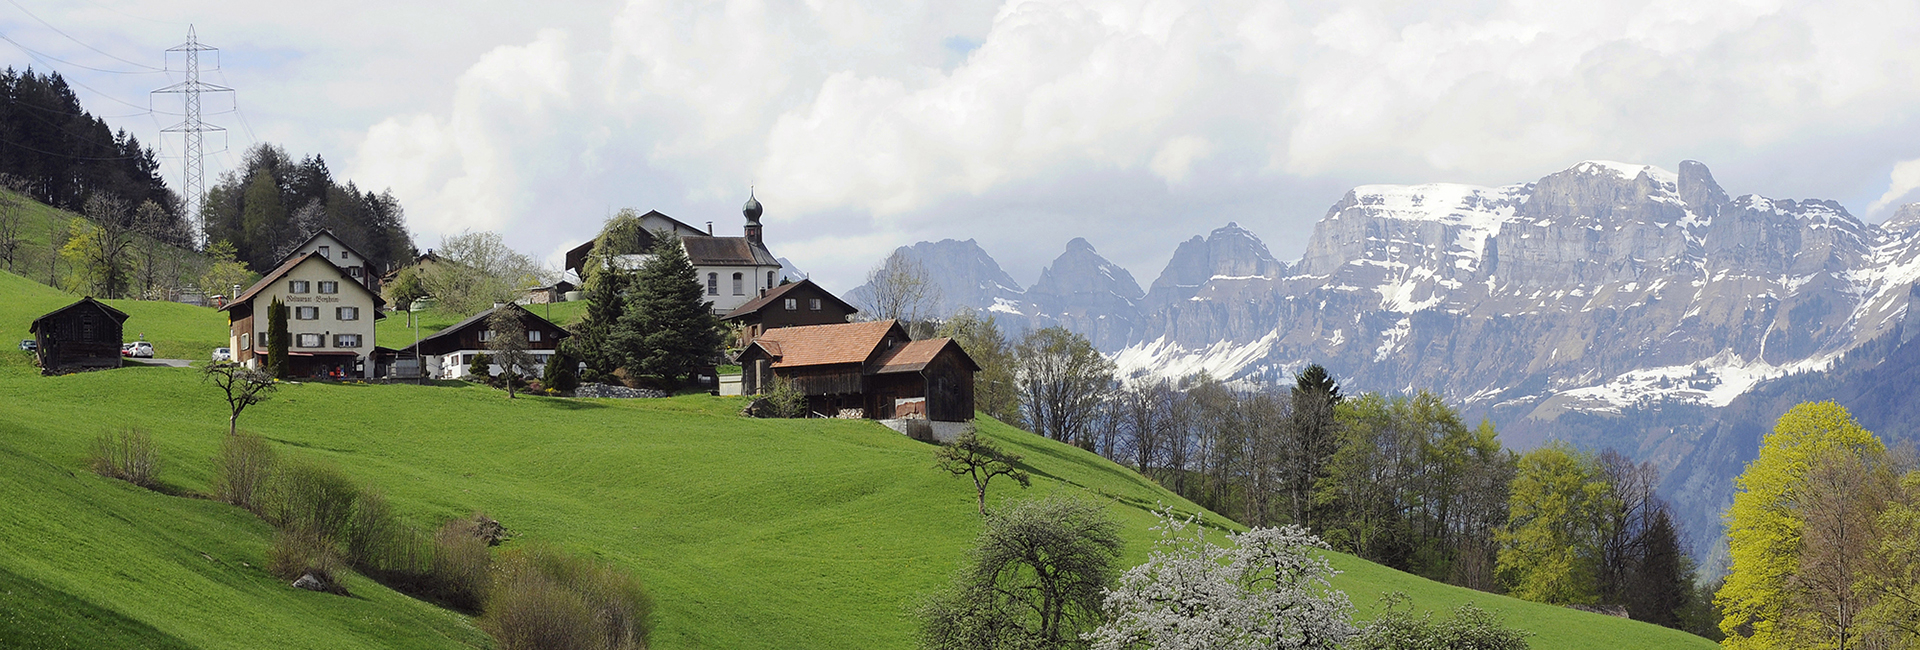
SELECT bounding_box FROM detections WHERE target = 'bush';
[267,529,345,594]
[86,427,160,488]
[480,545,653,650]
[470,353,493,379]
[428,518,495,612]
[215,431,276,511]
[261,460,360,541]
[765,377,807,418]
[1348,594,1531,650]
[543,348,580,393]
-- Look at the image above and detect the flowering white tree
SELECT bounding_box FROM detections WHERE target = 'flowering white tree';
[1086,508,1358,650]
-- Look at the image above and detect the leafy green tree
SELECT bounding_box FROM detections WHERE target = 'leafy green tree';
[266,298,290,380]
[383,264,428,307]
[1858,471,1920,645]
[916,495,1121,650]
[613,232,724,388]
[1495,442,1605,605]
[239,168,288,270]
[201,240,254,299]
[420,231,546,315]
[1717,401,1885,649]
[934,431,1032,516]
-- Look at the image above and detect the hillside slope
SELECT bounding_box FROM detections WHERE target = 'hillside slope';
[0,275,1712,649]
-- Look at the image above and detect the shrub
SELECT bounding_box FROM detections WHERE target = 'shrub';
[214,431,276,511]
[470,353,493,379]
[343,489,428,574]
[765,377,807,418]
[267,529,345,593]
[1348,594,1531,650]
[86,427,160,488]
[429,518,495,612]
[543,348,580,393]
[261,460,360,541]
[480,545,653,650]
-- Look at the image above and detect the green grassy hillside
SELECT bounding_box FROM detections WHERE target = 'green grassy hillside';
[2,268,231,367]
[0,269,1714,650]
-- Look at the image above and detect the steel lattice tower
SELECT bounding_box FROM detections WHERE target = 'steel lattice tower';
[152,25,231,243]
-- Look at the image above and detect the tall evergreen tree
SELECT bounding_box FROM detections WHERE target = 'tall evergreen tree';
[1286,364,1343,530]
[570,255,631,380]
[613,232,724,388]
[266,298,290,380]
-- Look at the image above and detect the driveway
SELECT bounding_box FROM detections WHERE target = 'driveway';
[127,358,193,368]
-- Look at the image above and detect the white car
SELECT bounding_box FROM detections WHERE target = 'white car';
[127,341,153,358]
[211,347,233,362]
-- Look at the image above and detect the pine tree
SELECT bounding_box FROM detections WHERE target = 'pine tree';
[265,298,290,380]
[570,255,631,381]
[612,232,723,388]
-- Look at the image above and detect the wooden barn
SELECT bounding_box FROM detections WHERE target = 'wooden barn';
[736,319,979,421]
[720,278,859,345]
[410,303,571,380]
[29,297,129,375]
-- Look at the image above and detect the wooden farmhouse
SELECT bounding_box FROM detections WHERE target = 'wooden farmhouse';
[221,251,387,379]
[29,297,129,374]
[737,320,979,422]
[563,193,789,315]
[409,303,571,380]
[720,278,859,344]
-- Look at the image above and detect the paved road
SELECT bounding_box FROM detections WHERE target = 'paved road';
[127,358,193,368]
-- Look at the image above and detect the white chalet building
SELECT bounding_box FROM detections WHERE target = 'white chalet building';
[563,193,786,314]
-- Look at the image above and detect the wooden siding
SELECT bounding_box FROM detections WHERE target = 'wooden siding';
[33,303,125,373]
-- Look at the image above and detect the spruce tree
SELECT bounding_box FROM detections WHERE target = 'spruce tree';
[613,231,723,389]
[265,298,290,380]
[570,255,630,381]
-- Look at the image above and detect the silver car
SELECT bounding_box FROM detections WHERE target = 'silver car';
[211,347,232,362]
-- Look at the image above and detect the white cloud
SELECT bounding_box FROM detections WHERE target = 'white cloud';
[307,0,1920,289]
[1869,158,1920,218]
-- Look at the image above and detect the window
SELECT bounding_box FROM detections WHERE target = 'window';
[341,250,351,260]
[784,298,797,310]
[257,332,267,348]
[318,281,338,294]
[350,266,362,278]
[768,271,776,288]
[528,330,543,342]
[297,333,323,348]
[318,245,331,258]
[478,330,494,343]
[707,273,718,296]
[240,332,251,350]
[732,272,744,295]
[295,306,319,320]
[810,298,822,311]
[289,280,310,294]
[337,307,359,320]
[82,317,97,341]
[333,334,362,348]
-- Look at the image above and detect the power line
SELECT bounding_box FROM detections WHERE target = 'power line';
[0,134,143,160]
[0,31,161,74]
[4,0,163,71]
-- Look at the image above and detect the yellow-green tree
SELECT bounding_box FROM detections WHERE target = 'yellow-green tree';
[1716,401,1885,649]
[1495,442,1607,605]
[1857,471,1920,646]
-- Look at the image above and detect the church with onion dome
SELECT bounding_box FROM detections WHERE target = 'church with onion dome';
[562,190,790,315]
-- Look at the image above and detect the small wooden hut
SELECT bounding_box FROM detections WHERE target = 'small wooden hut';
[29,297,130,375]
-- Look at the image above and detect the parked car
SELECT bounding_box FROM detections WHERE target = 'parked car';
[121,342,134,356]
[127,341,153,358]
[211,347,232,362]
[18,339,34,352]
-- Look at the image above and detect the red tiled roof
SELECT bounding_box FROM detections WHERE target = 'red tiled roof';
[871,338,979,374]
[747,320,902,368]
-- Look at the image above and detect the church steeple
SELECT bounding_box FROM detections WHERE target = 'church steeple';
[743,188,763,246]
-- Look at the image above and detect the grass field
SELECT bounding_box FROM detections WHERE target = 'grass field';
[0,269,1715,650]
[376,300,586,350]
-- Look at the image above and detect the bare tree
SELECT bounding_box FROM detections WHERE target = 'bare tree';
[486,305,533,399]
[204,361,277,436]
[422,231,550,315]
[935,431,1032,516]
[0,182,23,272]
[861,250,942,331]
[1014,326,1114,450]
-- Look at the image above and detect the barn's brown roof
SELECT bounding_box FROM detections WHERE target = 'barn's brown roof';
[410,303,570,355]
[870,338,979,374]
[720,278,859,321]
[682,235,779,267]
[745,320,904,368]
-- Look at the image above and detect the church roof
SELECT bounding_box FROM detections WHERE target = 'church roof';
[683,235,779,267]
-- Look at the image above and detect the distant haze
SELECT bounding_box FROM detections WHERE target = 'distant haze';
[7,0,1920,291]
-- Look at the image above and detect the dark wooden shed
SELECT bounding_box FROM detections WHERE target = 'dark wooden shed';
[720,279,859,344]
[29,297,129,375]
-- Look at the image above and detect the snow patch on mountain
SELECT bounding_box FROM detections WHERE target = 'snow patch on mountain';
[1551,350,1841,412]
[1112,331,1281,382]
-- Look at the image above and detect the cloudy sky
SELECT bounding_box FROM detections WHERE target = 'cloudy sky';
[6,0,1920,292]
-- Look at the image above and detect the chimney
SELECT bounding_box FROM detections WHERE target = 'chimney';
[706,221,713,235]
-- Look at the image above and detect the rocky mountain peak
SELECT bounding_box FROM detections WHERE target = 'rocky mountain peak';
[844,238,1025,321]
[1144,222,1286,309]
[1027,239,1145,351]
[1883,203,1920,234]
[1678,159,1729,219]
